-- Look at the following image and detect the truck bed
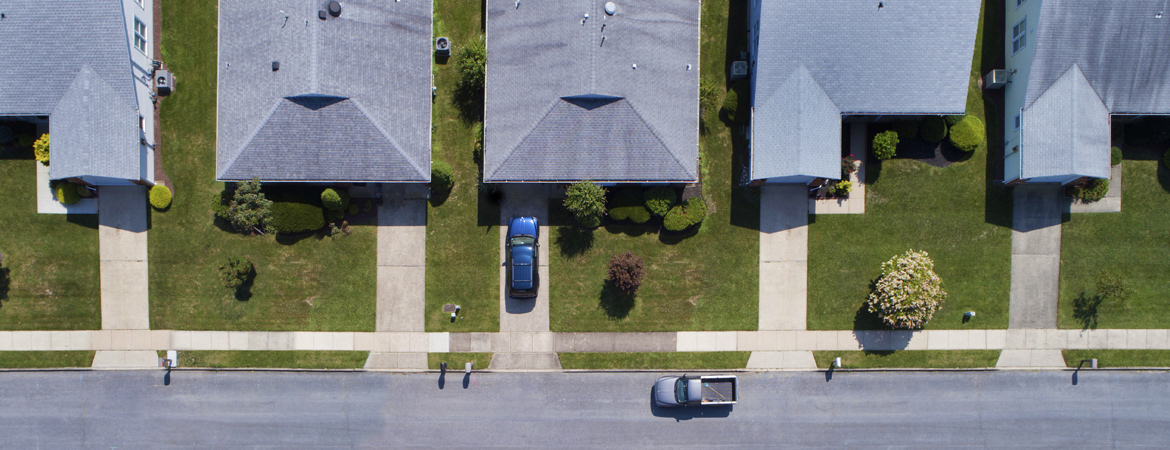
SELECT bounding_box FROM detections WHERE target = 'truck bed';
[700,377,737,403]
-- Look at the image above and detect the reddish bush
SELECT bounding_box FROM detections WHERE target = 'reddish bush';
[608,251,646,296]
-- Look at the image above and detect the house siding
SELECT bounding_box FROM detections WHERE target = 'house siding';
[1003,0,1041,183]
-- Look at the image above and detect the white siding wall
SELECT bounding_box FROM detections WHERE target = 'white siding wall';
[121,0,155,184]
[1003,0,1041,183]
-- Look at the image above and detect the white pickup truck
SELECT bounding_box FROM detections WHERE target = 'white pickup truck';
[653,375,738,407]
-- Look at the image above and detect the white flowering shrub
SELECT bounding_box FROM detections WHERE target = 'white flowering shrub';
[867,250,946,329]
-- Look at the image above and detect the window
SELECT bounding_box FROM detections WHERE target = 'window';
[133,17,148,54]
[1012,17,1027,54]
[1016,0,1026,9]
[1014,114,1021,131]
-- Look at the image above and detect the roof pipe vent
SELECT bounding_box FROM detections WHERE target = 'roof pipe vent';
[328,1,342,17]
[604,2,616,15]
[272,61,280,71]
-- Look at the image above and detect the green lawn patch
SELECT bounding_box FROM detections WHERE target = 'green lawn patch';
[1059,160,1170,329]
[1062,350,1170,368]
[425,0,500,332]
[559,352,750,370]
[176,351,368,369]
[814,351,1001,369]
[807,0,1011,331]
[150,0,375,331]
[0,156,99,330]
[428,352,492,370]
[0,351,95,368]
[548,0,759,332]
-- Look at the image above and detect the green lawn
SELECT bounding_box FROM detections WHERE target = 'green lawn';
[807,0,1012,331]
[176,351,368,369]
[1059,158,1170,329]
[0,154,99,330]
[428,352,492,370]
[1063,350,1170,368]
[548,0,760,332]
[0,351,95,368]
[425,0,500,332]
[814,351,1001,369]
[559,352,750,370]
[150,0,375,331]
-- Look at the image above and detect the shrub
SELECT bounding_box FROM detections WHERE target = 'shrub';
[53,182,80,205]
[608,251,646,296]
[1070,178,1109,202]
[18,133,34,148]
[149,185,172,210]
[0,126,12,145]
[33,134,50,165]
[722,80,747,123]
[921,116,947,143]
[1110,147,1122,166]
[608,189,651,224]
[893,120,920,142]
[347,204,359,215]
[1125,116,1170,145]
[828,180,853,198]
[841,154,858,177]
[270,202,325,234]
[76,185,94,198]
[699,76,720,117]
[1164,149,1170,169]
[948,116,985,152]
[225,178,273,234]
[218,256,254,289]
[472,122,484,163]
[643,187,678,217]
[456,37,486,94]
[363,199,373,213]
[431,160,455,195]
[321,188,343,212]
[663,197,707,231]
[564,181,607,228]
[872,130,899,160]
[944,115,966,126]
[867,250,947,329]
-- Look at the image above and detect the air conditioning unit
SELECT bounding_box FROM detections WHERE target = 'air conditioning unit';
[984,69,1008,90]
[730,61,748,81]
[155,70,174,96]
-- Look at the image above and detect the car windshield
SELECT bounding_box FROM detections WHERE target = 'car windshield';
[510,236,535,247]
[675,378,688,404]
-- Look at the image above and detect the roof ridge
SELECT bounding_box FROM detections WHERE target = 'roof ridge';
[349,98,429,180]
[621,98,696,179]
[487,97,563,180]
[221,98,284,179]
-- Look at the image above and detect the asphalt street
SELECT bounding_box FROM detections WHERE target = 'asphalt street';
[1,369,1168,448]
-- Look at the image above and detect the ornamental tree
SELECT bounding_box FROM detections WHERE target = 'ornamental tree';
[226,178,273,234]
[608,251,646,296]
[866,250,946,329]
[564,181,607,228]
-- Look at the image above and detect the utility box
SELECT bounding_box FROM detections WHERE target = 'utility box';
[984,69,1008,89]
[730,61,748,81]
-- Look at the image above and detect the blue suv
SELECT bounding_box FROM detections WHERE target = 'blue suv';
[506,216,539,298]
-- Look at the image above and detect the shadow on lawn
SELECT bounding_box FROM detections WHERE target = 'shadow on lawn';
[1072,292,1101,330]
[599,280,635,320]
[554,225,594,258]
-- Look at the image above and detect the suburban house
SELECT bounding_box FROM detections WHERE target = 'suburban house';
[0,0,158,186]
[747,0,981,185]
[483,0,700,184]
[216,0,432,183]
[1003,0,1170,185]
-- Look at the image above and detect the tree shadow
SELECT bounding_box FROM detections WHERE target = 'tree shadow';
[476,189,500,228]
[852,301,888,332]
[233,272,255,302]
[658,226,699,245]
[1158,163,1170,194]
[603,221,650,237]
[429,188,451,207]
[1073,292,1102,330]
[453,83,483,124]
[599,279,635,320]
[0,266,9,306]
[554,226,594,258]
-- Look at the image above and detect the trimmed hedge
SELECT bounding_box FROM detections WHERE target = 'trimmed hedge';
[643,187,677,217]
[608,189,651,224]
[921,116,947,143]
[944,115,966,126]
[431,160,455,194]
[663,197,708,232]
[321,188,344,212]
[54,182,80,205]
[149,185,172,210]
[872,130,899,160]
[893,120,920,142]
[270,202,326,233]
[948,116,985,153]
[1111,146,1122,166]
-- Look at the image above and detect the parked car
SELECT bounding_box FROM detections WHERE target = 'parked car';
[506,216,539,298]
[653,374,738,407]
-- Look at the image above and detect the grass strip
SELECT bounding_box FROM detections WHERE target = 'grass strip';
[559,352,749,370]
[814,351,1001,369]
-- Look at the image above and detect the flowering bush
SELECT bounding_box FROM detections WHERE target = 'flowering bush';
[866,250,946,329]
[841,154,858,177]
[828,180,852,198]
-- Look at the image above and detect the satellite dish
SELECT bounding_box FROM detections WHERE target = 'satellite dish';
[605,2,616,15]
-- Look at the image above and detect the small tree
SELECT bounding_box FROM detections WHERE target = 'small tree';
[33,134,50,166]
[872,130,899,160]
[457,37,487,95]
[218,256,254,289]
[608,251,646,296]
[867,250,946,329]
[1095,270,1132,306]
[564,181,607,228]
[226,178,272,234]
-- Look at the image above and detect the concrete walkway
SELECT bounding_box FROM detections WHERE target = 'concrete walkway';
[492,185,558,370]
[1008,184,1063,330]
[98,186,150,331]
[759,185,808,331]
[1066,163,1122,213]
[368,184,429,370]
[808,123,867,215]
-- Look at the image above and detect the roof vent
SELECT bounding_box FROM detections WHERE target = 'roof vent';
[318,10,327,20]
[1158,11,1164,18]
[328,1,341,17]
[604,2,616,15]
[272,61,280,71]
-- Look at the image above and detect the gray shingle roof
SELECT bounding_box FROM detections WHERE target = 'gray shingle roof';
[1021,65,1111,180]
[484,0,700,182]
[751,0,980,181]
[1026,0,1170,113]
[217,0,432,182]
[751,66,842,181]
[0,0,140,181]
